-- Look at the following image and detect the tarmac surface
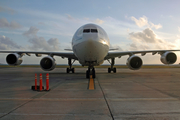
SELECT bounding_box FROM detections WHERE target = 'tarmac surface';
[0,67,180,120]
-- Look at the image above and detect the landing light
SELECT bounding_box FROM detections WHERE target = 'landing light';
[102,41,107,44]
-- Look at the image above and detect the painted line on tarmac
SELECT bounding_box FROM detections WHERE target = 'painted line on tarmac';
[88,75,95,90]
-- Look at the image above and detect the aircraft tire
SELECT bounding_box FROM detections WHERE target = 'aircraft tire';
[113,68,116,73]
[86,70,89,78]
[72,68,75,73]
[108,68,111,73]
[66,68,70,73]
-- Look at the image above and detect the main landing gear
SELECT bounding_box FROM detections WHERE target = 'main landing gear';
[66,58,75,73]
[86,67,96,78]
[107,58,116,73]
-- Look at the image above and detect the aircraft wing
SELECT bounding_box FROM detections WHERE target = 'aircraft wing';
[105,50,180,60]
[0,51,78,60]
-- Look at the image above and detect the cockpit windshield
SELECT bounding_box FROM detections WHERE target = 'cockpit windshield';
[83,29,90,33]
[91,29,98,33]
[83,29,98,33]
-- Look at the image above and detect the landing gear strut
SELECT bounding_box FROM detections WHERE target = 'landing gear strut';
[66,58,75,73]
[107,58,116,73]
[86,67,96,78]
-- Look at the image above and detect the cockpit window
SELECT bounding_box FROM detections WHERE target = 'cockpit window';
[83,29,98,33]
[83,29,90,33]
[91,29,98,33]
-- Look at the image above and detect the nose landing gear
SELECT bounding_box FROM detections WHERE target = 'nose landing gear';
[86,67,96,78]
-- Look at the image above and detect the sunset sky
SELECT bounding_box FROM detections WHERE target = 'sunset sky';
[0,0,180,64]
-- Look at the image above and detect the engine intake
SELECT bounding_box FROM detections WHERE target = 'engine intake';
[6,53,23,66]
[40,56,56,71]
[126,55,143,70]
[160,51,177,64]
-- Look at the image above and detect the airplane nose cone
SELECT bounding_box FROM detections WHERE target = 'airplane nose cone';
[83,33,98,42]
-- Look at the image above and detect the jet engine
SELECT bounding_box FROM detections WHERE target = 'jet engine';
[160,51,177,64]
[40,56,56,71]
[126,55,143,70]
[6,53,23,66]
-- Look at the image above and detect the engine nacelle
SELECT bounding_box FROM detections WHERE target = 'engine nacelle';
[160,51,177,64]
[40,56,56,71]
[6,53,23,66]
[126,55,143,70]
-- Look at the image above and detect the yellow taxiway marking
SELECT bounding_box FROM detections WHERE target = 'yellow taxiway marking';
[89,75,95,90]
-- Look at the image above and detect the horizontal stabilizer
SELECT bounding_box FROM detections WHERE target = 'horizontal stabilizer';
[109,48,119,51]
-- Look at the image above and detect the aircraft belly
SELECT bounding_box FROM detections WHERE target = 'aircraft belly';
[73,40,108,66]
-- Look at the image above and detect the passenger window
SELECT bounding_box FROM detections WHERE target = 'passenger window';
[83,29,90,33]
[91,29,98,33]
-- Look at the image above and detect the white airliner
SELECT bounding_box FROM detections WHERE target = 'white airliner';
[0,23,179,78]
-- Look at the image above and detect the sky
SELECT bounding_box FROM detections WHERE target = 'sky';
[0,0,180,65]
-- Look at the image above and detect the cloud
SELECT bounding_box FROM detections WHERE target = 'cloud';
[150,22,162,29]
[0,18,22,29]
[82,18,104,25]
[23,26,39,37]
[0,35,22,50]
[0,26,60,51]
[128,28,177,50]
[48,38,60,50]
[131,16,148,27]
[38,22,45,25]
[94,19,104,24]
[23,26,61,51]
[28,37,60,51]
[129,28,163,43]
[0,6,15,14]
[131,16,162,29]
[129,43,150,51]
[66,14,73,20]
